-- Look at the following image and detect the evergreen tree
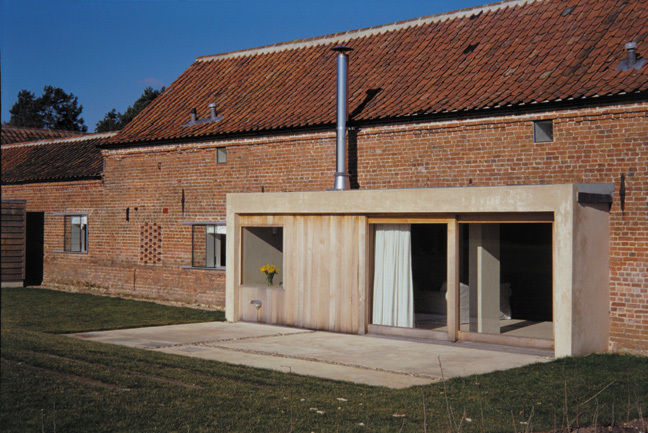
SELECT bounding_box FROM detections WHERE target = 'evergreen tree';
[38,86,87,132]
[8,90,43,128]
[96,86,164,132]
[8,86,87,132]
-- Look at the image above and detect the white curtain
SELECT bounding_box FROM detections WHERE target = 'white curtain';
[372,224,414,328]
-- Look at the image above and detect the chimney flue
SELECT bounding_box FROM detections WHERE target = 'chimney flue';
[332,45,353,191]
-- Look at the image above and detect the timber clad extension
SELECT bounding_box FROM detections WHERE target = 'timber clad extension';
[1,0,647,355]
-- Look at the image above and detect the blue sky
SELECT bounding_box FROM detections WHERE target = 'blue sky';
[1,0,485,132]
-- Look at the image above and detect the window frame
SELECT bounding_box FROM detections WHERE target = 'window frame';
[240,224,284,288]
[183,221,226,270]
[54,212,88,254]
[533,119,554,143]
[216,147,227,164]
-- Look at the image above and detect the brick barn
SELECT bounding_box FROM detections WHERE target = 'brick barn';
[2,0,647,356]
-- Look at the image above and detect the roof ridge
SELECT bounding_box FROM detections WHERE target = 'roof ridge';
[196,0,540,62]
[2,131,117,148]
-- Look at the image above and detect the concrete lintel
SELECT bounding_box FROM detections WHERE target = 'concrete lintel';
[228,184,575,215]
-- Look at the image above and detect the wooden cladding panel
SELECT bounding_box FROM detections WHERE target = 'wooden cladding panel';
[1,201,26,283]
[238,214,366,334]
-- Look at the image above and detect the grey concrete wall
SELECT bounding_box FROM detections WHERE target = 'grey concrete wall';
[572,199,610,355]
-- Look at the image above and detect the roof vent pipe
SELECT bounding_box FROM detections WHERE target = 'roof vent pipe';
[208,103,218,121]
[332,45,353,191]
[617,42,646,71]
[190,108,197,124]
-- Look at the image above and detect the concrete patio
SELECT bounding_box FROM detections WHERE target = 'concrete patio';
[70,321,553,388]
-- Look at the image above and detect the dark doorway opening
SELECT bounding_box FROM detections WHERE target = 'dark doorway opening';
[25,212,44,286]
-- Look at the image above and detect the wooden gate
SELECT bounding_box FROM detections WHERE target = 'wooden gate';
[1,200,26,287]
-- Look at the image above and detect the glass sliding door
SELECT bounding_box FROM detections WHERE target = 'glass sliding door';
[371,222,448,331]
[411,224,448,331]
[458,222,553,341]
[372,224,415,328]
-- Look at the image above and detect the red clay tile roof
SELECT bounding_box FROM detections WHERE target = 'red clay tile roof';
[1,124,84,145]
[108,0,648,146]
[1,133,116,184]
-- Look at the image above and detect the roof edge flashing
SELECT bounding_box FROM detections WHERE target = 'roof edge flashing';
[196,0,538,62]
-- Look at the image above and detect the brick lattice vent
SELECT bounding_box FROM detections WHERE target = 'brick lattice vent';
[140,223,162,265]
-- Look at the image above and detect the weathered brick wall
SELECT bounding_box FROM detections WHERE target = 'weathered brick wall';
[2,102,646,353]
[1,180,105,292]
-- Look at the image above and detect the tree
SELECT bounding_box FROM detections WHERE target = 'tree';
[8,86,87,132]
[95,109,121,132]
[96,86,165,132]
[8,90,43,128]
[38,86,87,131]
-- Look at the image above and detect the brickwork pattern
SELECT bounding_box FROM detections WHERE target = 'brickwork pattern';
[140,223,162,265]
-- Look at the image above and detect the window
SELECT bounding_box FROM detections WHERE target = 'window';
[533,120,553,143]
[217,147,227,164]
[241,226,283,286]
[458,222,553,340]
[64,215,87,253]
[191,224,226,268]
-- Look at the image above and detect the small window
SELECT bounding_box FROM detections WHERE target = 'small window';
[533,120,553,143]
[241,226,283,287]
[192,224,226,268]
[217,147,227,164]
[64,215,87,253]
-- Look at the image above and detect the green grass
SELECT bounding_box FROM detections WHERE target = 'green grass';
[0,287,224,333]
[1,287,647,432]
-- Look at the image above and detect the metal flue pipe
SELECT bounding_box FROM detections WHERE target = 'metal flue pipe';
[332,45,353,191]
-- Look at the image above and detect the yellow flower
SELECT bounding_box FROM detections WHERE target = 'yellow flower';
[260,265,266,273]
[268,265,275,274]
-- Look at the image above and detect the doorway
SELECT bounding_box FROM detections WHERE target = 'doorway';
[25,212,44,286]
[458,222,553,341]
[370,222,449,332]
[369,217,554,347]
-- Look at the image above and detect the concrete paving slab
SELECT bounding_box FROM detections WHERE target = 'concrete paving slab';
[157,344,434,388]
[70,321,308,348]
[213,329,552,379]
[70,321,552,389]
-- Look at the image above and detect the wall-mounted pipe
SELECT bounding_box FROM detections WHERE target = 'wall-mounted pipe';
[332,45,353,191]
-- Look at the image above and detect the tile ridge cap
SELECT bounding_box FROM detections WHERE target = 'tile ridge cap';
[2,131,118,148]
[196,0,540,62]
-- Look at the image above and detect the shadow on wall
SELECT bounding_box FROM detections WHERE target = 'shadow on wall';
[348,88,382,190]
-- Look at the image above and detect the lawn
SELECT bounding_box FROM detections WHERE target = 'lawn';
[1,287,646,432]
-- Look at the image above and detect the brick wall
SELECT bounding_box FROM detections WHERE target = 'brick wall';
[2,102,646,353]
[1,180,104,292]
